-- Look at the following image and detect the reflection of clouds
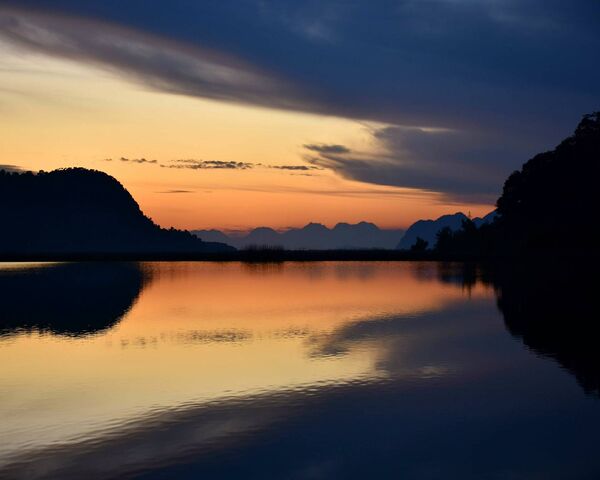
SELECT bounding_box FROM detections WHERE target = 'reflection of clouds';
[114,329,254,348]
[0,262,504,479]
[0,391,287,479]
[305,298,499,382]
[417,365,450,379]
[0,376,385,480]
[0,292,501,480]
[242,261,404,282]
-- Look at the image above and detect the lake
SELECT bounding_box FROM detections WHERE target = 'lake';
[1,261,599,479]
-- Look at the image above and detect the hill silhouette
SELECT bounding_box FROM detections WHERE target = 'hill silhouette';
[194,222,404,250]
[433,112,600,256]
[0,168,234,255]
[495,112,600,252]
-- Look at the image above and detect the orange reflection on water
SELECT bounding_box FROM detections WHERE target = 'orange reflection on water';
[0,261,492,469]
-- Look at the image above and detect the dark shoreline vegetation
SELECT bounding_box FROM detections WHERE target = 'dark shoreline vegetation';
[0,112,598,261]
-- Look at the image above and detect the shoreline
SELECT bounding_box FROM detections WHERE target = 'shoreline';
[1,250,596,263]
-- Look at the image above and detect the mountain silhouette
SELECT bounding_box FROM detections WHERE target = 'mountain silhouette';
[396,211,496,250]
[0,168,234,255]
[473,210,498,228]
[194,222,404,250]
[0,262,146,336]
[397,213,467,250]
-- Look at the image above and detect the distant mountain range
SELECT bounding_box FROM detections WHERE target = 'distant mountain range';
[193,222,405,250]
[396,211,497,250]
[194,212,502,251]
[1,166,491,255]
[0,168,233,255]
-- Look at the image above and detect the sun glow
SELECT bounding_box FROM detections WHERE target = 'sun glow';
[0,42,492,230]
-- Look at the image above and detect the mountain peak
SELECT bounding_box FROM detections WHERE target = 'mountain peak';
[397,212,471,250]
[302,222,328,231]
[250,226,278,234]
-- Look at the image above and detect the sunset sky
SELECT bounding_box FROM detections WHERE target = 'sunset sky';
[1,1,598,231]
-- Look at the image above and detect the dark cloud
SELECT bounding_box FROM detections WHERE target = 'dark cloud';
[0,7,310,114]
[305,126,525,203]
[1,1,599,198]
[3,2,599,131]
[1,2,597,135]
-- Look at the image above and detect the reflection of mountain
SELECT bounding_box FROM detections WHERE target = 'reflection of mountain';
[0,168,234,255]
[396,211,496,250]
[194,222,404,250]
[0,262,146,336]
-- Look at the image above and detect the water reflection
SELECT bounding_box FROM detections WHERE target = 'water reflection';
[491,262,599,396]
[0,261,599,479]
[0,262,145,336]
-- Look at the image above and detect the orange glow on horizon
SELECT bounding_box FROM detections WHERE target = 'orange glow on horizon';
[0,261,494,462]
[0,43,495,231]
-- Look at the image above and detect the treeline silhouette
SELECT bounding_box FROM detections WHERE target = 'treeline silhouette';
[428,112,600,257]
[0,168,234,255]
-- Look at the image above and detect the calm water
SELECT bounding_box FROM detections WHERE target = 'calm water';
[0,261,599,479]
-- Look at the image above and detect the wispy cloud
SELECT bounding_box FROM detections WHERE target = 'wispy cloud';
[103,156,318,172]
[303,144,350,155]
[157,189,195,194]
[269,164,322,171]
[0,163,26,173]
[0,8,311,114]
[120,157,157,164]
[162,159,254,170]
[102,157,158,164]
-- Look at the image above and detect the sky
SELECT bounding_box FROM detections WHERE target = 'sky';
[0,1,598,230]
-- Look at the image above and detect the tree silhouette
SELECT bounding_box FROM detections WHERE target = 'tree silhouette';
[409,236,429,253]
[431,111,600,257]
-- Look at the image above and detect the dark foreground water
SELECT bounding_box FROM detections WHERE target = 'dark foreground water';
[0,261,598,479]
